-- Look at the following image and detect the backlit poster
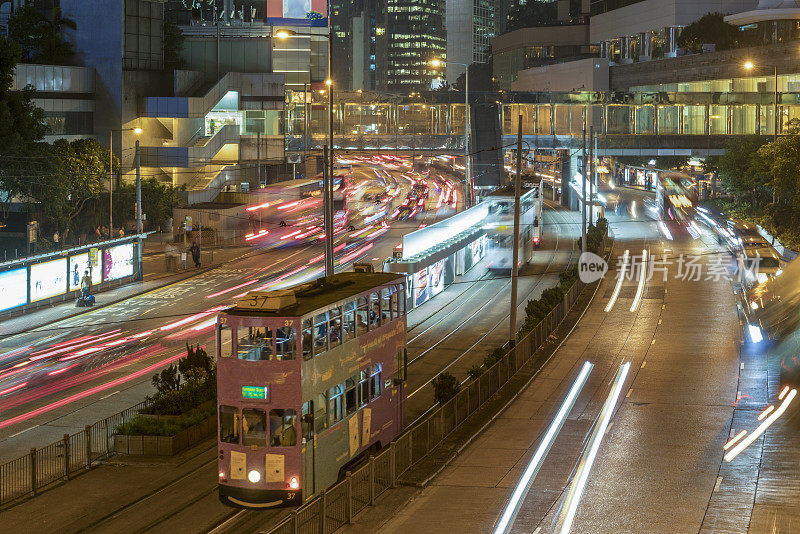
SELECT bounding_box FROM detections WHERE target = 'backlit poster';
[413,267,429,307]
[267,0,327,25]
[0,268,28,312]
[69,252,102,291]
[103,243,134,281]
[429,259,445,297]
[30,258,67,302]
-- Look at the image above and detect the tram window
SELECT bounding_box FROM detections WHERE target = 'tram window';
[343,301,356,342]
[314,393,327,434]
[369,292,381,327]
[329,385,344,424]
[238,327,273,361]
[329,306,342,349]
[217,324,233,358]
[242,409,267,446]
[302,319,313,361]
[270,409,297,447]
[276,327,296,360]
[359,370,369,407]
[314,312,328,356]
[356,297,369,335]
[301,401,314,442]
[345,377,357,415]
[219,405,239,444]
[381,288,391,321]
[395,284,405,316]
[370,363,383,400]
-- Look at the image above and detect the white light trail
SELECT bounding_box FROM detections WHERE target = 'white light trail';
[605,250,629,313]
[723,430,747,451]
[658,221,673,240]
[493,362,594,534]
[630,249,648,312]
[559,362,630,534]
[724,389,797,462]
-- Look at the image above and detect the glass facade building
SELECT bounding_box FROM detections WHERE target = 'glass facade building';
[386,0,447,91]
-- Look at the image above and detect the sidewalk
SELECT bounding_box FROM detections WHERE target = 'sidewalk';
[0,241,253,339]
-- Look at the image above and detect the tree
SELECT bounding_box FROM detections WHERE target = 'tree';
[505,1,558,33]
[28,138,109,237]
[7,6,76,65]
[677,13,740,53]
[432,372,460,405]
[0,37,47,223]
[452,62,493,92]
[757,136,800,206]
[163,20,186,71]
[112,177,181,231]
[716,136,771,207]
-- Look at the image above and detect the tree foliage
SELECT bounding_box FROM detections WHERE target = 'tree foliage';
[163,20,186,71]
[0,37,47,222]
[432,372,460,405]
[677,13,742,53]
[716,136,771,207]
[7,6,76,65]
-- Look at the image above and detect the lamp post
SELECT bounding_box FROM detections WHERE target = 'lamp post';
[744,61,779,141]
[275,27,335,278]
[109,126,142,237]
[430,58,472,208]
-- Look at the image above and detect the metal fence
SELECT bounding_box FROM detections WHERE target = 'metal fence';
[264,264,596,533]
[0,400,147,506]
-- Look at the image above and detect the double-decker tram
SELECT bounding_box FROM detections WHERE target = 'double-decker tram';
[216,272,407,508]
[484,184,542,271]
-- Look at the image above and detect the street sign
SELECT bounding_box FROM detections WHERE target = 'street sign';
[392,250,403,260]
[27,221,38,244]
[286,153,302,164]
[89,248,100,267]
[185,216,193,232]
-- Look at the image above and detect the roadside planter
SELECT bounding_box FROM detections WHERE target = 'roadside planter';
[114,412,216,457]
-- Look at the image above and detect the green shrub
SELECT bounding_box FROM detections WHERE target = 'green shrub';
[143,344,217,416]
[432,372,461,405]
[117,405,215,436]
[467,365,483,380]
[483,347,505,369]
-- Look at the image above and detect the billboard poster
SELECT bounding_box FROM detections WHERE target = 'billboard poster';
[69,253,103,291]
[267,0,327,26]
[30,258,68,302]
[0,268,28,312]
[103,243,134,281]
[429,259,445,298]
[413,267,429,307]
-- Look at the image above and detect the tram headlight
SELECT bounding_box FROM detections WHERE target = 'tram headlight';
[219,471,225,479]
[248,470,262,483]
[289,477,300,490]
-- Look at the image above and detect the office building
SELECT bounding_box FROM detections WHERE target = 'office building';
[385,0,446,92]
[446,0,494,85]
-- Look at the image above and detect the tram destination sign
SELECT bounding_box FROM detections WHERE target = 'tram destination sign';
[242,385,269,400]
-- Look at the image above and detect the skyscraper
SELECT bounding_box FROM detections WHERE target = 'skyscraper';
[446,0,494,85]
[385,0,446,92]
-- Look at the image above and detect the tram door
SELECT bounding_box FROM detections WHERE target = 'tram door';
[301,400,316,497]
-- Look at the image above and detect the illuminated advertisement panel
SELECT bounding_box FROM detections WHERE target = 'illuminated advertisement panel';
[103,243,134,281]
[69,252,103,291]
[429,259,445,297]
[267,0,328,25]
[413,267,429,307]
[30,258,68,302]
[0,268,28,312]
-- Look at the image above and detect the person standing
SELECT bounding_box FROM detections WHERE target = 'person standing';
[80,269,92,298]
[190,241,201,267]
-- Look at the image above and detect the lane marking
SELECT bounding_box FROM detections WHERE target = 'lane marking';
[8,425,38,439]
[641,361,647,368]
[99,390,121,400]
[714,476,723,492]
[740,362,745,370]
[625,389,632,398]
[651,339,656,345]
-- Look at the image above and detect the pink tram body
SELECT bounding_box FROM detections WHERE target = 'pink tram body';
[216,272,407,508]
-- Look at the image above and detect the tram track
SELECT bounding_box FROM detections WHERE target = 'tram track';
[403,202,579,425]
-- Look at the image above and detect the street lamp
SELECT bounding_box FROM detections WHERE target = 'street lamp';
[744,61,779,141]
[275,27,335,278]
[430,58,472,207]
[109,126,142,237]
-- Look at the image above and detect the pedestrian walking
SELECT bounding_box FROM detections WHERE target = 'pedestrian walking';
[190,241,201,267]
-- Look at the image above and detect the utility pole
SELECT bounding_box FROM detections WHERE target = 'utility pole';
[256,130,261,188]
[581,126,587,256]
[135,139,143,280]
[323,145,334,279]
[509,115,523,346]
[109,132,114,236]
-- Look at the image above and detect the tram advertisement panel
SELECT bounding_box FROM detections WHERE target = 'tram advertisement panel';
[429,259,445,297]
[414,267,429,307]
[103,243,134,281]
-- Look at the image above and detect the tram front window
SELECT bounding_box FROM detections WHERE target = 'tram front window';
[220,405,239,444]
[238,327,273,360]
[242,409,267,446]
[270,409,297,447]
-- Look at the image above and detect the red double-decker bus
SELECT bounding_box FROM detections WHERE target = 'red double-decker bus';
[216,272,407,508]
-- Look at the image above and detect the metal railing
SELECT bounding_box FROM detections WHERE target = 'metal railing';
[263,249,600,533]
[0,400,147,506]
